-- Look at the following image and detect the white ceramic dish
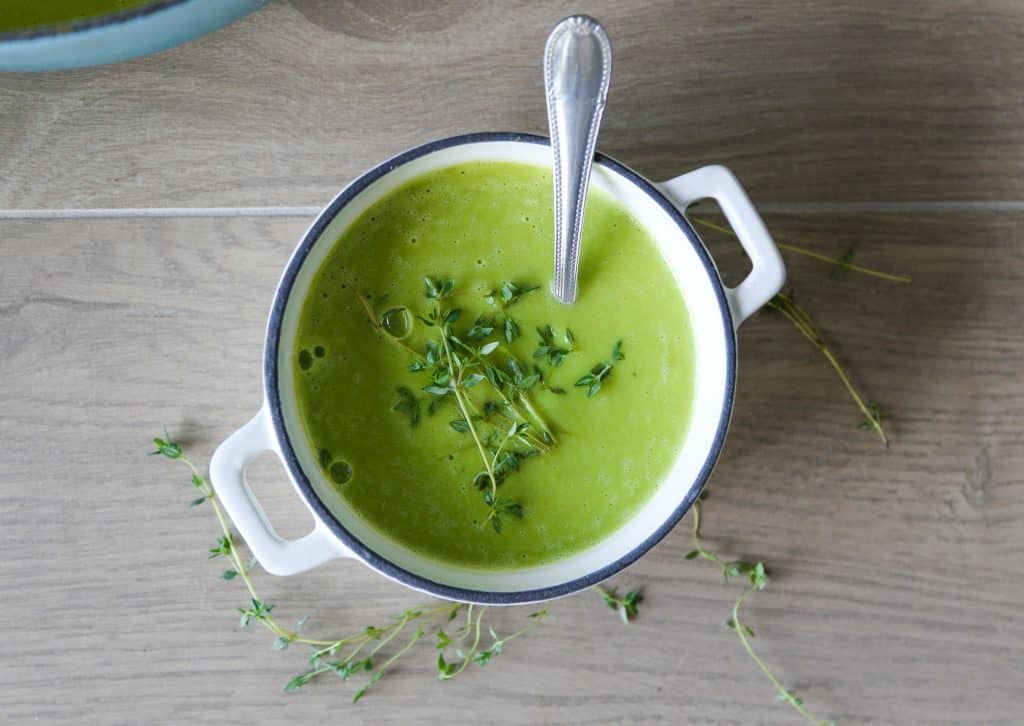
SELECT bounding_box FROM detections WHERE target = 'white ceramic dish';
[209,132,785,605]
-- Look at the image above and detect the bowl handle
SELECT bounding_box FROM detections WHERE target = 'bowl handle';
[656,165,785,328]
[209,405,353,575]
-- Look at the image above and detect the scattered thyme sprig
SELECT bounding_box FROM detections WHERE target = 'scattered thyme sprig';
[686,495,833,726]
[688,214,912,283]
[666,217,908,723]
[437,604,548,677]
[766,291,888,445]
[593,585,643,624]
[152,433,546,701]
[689,210,907,445]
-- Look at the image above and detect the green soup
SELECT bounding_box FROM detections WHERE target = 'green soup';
[294,161,694,570]
[0,1,152,32]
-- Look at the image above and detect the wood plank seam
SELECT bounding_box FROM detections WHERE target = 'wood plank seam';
[4,200,1024,220]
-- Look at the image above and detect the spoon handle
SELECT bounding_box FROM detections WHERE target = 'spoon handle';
[544,15,612,304]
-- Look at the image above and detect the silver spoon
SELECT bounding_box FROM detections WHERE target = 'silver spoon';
[544,15,612,304]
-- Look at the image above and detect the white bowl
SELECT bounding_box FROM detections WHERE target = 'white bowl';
[210,133,785,605]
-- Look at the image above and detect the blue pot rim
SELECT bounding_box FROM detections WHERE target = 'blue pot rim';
[263,132,737,604]
[0,0,267,72]
[0,0,190,41]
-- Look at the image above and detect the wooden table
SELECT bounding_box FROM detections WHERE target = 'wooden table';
[2,2,1021,723]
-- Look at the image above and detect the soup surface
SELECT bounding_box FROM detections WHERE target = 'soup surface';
[293,161,694,570]
[0,1,153,32]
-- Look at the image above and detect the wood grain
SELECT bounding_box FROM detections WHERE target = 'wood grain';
[1,0,1023,209]
[1,211,1021,724]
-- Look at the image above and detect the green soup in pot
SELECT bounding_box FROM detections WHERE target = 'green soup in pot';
[0,1,153,32]
[293,161,695,570]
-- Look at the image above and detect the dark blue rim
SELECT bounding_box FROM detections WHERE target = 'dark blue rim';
[0,0,189,41]
[264,132,737,604]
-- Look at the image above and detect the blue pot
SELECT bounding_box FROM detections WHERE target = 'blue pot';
[0,0,270,72]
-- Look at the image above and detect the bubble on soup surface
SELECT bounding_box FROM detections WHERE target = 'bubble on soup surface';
[298,349,313,371]
[318,449,332,469]
[314,345,326,358]
[330,461,353,484]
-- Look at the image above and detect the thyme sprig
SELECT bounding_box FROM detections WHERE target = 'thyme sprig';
[152,434,545,701]
[766,291,888,445]
[593,585,643,624]
[686,495,833,726]
[575,340,624,397]
[483,279,539,343]
[534,324,576,367]
[437,605,548,677]
[361,277,570,532]
[391,386,421,427]
[666,217,908,723]
[688,210,904,445]
[688,214,912,283]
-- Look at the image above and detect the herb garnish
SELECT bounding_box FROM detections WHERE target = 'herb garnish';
[153,435,547,701]
[575,340,624,397]
[391,386,421,427]
[534,324,576,367]
[360,276,584,531]
[484,280,539,343]
[164,218,908,720]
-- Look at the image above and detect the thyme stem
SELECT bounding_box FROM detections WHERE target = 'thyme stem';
[440,330,498,501]
[731,586,827,725]
[767,292,888,446]
[689,215,912,283]
[688,498,832,725]
[517,390,556,444]
[442,606,489,679]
